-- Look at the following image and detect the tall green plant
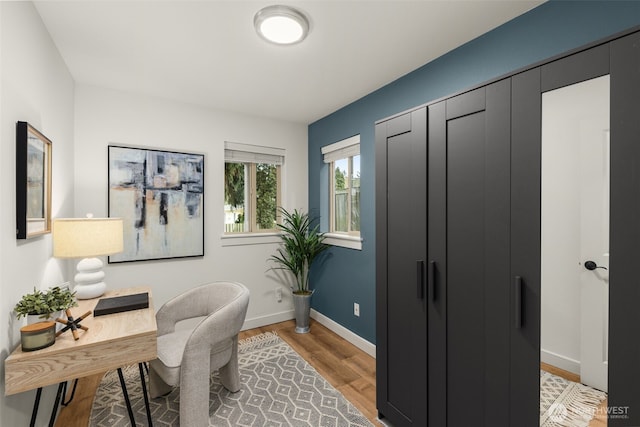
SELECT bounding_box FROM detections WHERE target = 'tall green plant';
[269,208,329,294]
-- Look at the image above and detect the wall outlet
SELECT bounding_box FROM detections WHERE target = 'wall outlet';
[354,302,360,317]
[276,287,282,302]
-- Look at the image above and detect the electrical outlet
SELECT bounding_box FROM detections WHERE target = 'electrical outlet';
[354,302,360,317]
[276,287,282,302]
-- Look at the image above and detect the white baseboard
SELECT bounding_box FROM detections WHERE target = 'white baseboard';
[242,309,294,331]
[310,309,376,358]
[541,348,580,375]
[241,308,376,359]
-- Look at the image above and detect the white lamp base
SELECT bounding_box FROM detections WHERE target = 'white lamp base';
[74,257,107,299]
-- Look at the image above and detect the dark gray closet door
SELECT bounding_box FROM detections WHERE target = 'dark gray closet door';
[429,79,531,427]
[610,30,640,427]
[510,66,542,427]
[375,107,428,427]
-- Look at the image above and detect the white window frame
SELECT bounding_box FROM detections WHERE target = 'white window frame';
[222,142,284,246]
[322,135,363,250]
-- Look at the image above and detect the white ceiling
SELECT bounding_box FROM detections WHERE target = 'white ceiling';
[34,1,544,124]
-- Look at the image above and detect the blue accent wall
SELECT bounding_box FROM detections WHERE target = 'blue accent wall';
[308,0,640,345]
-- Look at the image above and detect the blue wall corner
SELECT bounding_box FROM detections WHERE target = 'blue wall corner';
[308,0,640,345]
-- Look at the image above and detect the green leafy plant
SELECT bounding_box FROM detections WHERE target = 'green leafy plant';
[14,286,78,319]
[269,208,329,294]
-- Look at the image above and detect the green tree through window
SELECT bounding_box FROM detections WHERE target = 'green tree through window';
[256,163,278,230]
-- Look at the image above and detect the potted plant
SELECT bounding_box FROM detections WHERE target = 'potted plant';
[269,208,329,333]
[15,286,78,323]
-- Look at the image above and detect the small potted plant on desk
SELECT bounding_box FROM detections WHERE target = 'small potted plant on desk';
[269,208,328,333]
[15,286,77,325]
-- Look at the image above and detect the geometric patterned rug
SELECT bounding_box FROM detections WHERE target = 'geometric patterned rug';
[89,332,374,426]
[540,370,607,427]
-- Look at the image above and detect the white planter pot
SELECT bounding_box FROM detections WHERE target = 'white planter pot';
[27,311,64,332]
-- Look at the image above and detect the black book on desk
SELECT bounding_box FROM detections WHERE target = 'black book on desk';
[94,292,149,316]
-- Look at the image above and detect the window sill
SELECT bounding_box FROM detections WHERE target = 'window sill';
[324,233,363,250]
[221,232,281,247]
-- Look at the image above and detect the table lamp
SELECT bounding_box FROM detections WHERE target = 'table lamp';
[52,216,124,299]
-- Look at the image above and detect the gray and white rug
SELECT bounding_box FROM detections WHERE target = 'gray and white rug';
[540,370,607,427]
[90,332,374,426]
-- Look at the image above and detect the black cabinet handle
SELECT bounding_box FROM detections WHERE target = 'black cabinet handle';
[514,276,523,329]
[429,261,437,301]
[417,260,425,299]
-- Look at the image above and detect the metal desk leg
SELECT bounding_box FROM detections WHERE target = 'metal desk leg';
[139,363,153,426]
[30,388,42,427]
[117,368,137,426]
[29,382,66,427]
[48,382,65,427]
[61,379,79,406]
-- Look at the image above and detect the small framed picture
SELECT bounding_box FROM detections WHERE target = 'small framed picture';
[16,122,52,239]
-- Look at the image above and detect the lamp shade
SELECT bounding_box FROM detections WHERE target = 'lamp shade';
[53,218,124,258]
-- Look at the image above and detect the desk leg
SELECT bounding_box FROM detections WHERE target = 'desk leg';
[117,368,137,426]
[139,363,153,426]
[30,388,42,427]
[61,379,79,406]
[48,382,65,427]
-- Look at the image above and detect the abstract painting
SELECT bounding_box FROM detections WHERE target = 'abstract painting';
[108,145,204,263]
[16,121,52,239]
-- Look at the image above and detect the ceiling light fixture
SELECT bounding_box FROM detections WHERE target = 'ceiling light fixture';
[254,5,309,45]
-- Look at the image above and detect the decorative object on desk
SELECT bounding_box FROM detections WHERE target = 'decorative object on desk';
[14,285,77,320]
[16,121,52,239]
[55,309,91,340]
[94,292,149,316]
[108,145,204,263]
[20,321,56,351]
[268,208,328,333]
[52,215,124,299]
[90,332,374,427]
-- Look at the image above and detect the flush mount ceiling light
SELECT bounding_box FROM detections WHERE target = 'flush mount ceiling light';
[254,5,309,45]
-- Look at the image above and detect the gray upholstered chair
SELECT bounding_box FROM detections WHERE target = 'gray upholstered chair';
[148,281,250,427]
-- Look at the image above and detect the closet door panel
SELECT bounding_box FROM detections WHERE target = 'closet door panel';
[541,43,609,92]
[427,101,447,427]
[610,31,640,427]
[447,109,487,427]
[483,79,512,427]
[376,108,427,427]
[510,67,541,427]
[445,80,512,427]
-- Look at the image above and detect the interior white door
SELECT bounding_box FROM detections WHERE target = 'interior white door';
[579,122,610,393]
[541,75,609,392]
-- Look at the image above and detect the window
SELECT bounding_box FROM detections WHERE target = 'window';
[322,135,361,242]
[224,142,284,234]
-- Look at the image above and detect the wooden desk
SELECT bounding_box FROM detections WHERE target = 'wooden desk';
[5,286,157,395]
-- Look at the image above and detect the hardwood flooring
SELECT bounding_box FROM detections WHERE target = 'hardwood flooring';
[54,319,377,427]
[541,362,608,427]
[53,322,608,427]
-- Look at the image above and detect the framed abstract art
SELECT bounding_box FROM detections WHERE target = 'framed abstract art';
[16,122,52,239]
[108,145,204,263]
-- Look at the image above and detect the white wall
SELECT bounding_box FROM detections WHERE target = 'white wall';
[74,84,308,326]
[1,2,75,426]
[0,4,307,424]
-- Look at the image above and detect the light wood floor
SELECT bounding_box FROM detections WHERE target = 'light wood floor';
[541,362,608,427]
[53,322,609,427]
[54,319,377,427]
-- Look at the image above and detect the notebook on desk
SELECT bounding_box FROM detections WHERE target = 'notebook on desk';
[94,292,149,316]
